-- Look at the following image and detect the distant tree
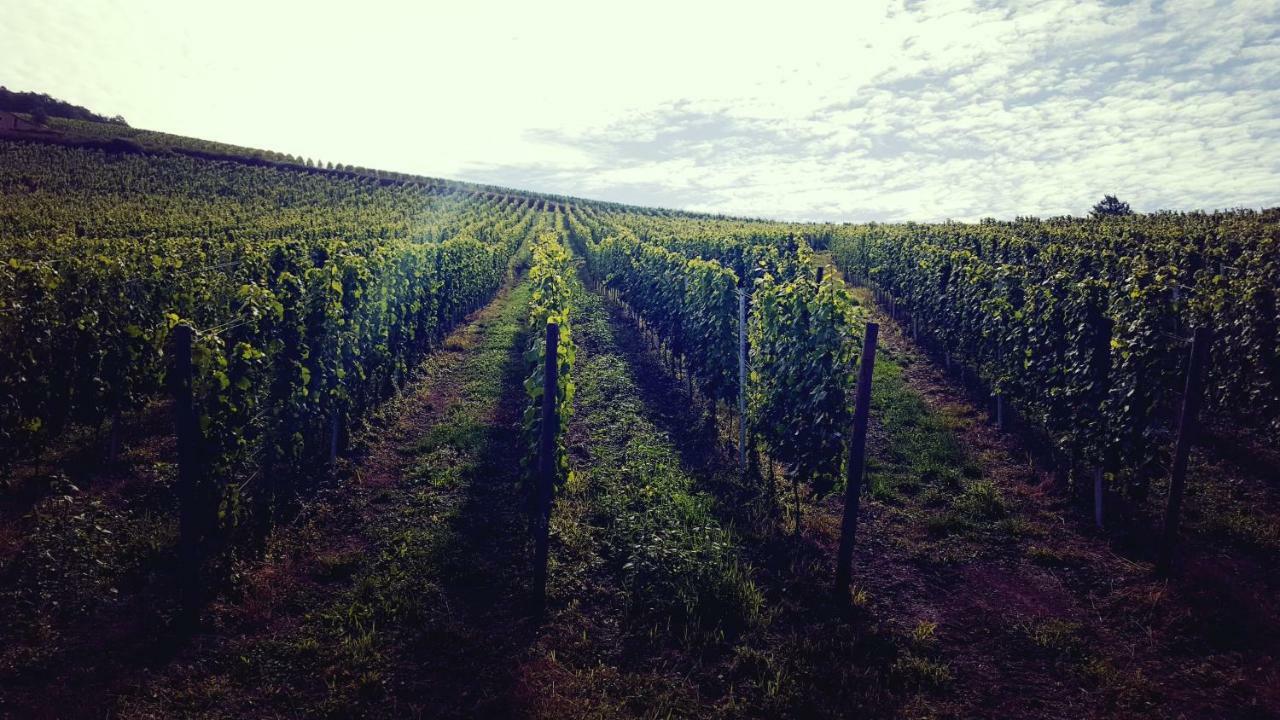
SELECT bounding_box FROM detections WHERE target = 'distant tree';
[0,87,122,124]
[31,105,49,125]
[1091,195,1133,218]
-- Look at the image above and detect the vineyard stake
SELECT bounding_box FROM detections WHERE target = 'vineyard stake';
[1157,326,1211,575]
[835,322,878,599]
[171,324,203,625]
[328,412,340,465]
[738,289,748,469]
[1093,467,1105,530]
[533,322,560,612]
[107,410,122,465]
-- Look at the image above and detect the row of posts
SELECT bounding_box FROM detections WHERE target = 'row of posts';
[168,324,348,625]
[529,280,1209,610]
[527,281,882,606]
[864,284,1212,577]
[169,281,1212,620]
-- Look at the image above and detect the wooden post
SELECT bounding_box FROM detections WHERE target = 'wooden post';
[1157,327,1211,575]
[835,322,878,598]
[738,289,748,469]
[1093,467,1105,530]
[106,409,122,465]
[994,345,1005,429]
[329,411,340,465]
[171,324,202,623]
[533,322,560,611]
[816,266,824,284]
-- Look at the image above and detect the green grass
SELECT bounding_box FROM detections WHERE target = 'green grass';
[562,275,762,635]
[123,266,765,718]
[851,342,1021,567]
[263,280,536,714]
[1025,544,1085,567]
[1017,618,1085,657]
[530,272,938,719]
[120,280,538,719]
[891,653,953,690]
[866,356,979,503]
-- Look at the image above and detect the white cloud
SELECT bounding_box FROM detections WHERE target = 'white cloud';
[1,0,1276,220]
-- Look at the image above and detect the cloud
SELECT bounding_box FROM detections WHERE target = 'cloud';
[2,0,1277,220]
[462,0,1280,220]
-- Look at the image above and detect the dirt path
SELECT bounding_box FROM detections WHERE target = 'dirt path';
[111,277,541,719]
[571,255,1279,718]
[9,255,1272,719]
[586,280,915,718]
[502,269,768,717]
[816,255,1280,719]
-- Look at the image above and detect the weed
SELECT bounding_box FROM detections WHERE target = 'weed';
[1025,544,1085,566]
[314,550,362,581]
[891,654,953,690]
[1080,657,1158,709]
[1202,508,1280,552]
[1018,618,1084,656]
[953,479,1006,521]
[910,619,938,646]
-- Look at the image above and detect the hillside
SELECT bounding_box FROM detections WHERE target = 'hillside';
[0,111,768,221]
[0,120,1277,720]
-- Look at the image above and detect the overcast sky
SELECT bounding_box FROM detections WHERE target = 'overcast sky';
[2,0,1277,221]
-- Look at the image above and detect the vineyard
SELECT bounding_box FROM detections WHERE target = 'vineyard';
[827,216,1280,495]
[1,126,1278,720]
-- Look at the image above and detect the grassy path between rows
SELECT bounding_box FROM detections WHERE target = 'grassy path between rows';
[510,267,764,717]
[119,277,540,718]
[810,252,1278,719]
[575,274,915,718]
[111,262,783,719]
[571,252,1277,718]
[42,249,1272,720]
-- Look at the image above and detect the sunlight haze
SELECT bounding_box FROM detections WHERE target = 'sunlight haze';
[2,0,1277,220]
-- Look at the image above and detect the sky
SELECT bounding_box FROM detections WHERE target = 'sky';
[1,0,1277,221]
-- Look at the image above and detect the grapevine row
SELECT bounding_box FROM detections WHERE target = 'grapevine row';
[522,225,576,494]
[0,140,530,466]
[828,213,1279,497]
[570,209,863,500]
